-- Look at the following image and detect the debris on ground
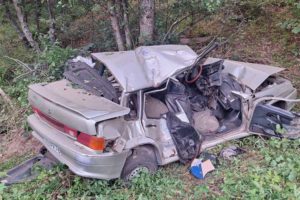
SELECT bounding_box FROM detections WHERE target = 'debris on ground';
[190,158,215,179]
[0,148,58,185]
[220,145,246,160]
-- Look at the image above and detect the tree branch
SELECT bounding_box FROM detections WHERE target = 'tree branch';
[162,14,190,43]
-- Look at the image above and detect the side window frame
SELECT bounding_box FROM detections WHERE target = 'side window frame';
[123,91,142,121]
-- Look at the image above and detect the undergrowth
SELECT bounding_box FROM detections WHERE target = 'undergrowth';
[1,137,300,199]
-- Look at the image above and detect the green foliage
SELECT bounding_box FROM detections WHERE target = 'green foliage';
[2,137,300,199]
[2,167,186,200]
[280,19,300,34]
[218,138,300,199]
[2,43,74,107]
[155,0,224,43]
[223,0,268,21]
[203,0,223,12]
[40,41,75,81]
[279,1,300,34]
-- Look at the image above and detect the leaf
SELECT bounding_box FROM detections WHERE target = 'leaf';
[288,171,297,181]
[0,184,6,194]
[292,26,300,34]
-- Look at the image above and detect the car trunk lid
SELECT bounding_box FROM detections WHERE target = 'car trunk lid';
[28,79,129,136]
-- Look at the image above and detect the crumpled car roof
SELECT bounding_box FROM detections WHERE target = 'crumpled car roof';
[91,45,197,92]
[204,58,284,90]
[92,45,285,92]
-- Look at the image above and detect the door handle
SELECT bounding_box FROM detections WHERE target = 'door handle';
[146,124,157,128]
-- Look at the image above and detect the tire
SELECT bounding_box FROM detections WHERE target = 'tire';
[121,145,158,181]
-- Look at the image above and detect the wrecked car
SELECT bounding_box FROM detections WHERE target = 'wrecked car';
[26,45,300,181]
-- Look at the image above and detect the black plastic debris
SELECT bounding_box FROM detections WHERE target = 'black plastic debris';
[165,80,194,123]
[0,148,58,186]
[64,61,119,103]
[166,112,202,164]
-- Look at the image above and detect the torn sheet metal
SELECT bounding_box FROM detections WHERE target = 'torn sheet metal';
[91,45,197,92]
[0,150,58,186]
[204,58,284,90]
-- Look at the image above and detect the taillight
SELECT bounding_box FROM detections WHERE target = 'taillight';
[64,126,78,137]
[77,132,105,151]
[32,106,105,151]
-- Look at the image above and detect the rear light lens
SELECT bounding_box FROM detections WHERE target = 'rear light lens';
[64,126,78,137]
[77,132,105,151]
[32,106,105,151]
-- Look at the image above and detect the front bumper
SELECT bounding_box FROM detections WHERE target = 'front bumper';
[28,114,129,180]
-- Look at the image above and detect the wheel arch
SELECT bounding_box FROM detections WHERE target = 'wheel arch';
[125,137,163,165]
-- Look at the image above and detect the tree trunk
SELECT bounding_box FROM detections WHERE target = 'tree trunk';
[35,0,41,34]
[107,0,125,51]
[21,0,28,24]
[139,0,155,44]
[122,0,133,49]
[12,0,41,53]
[47,0,56,44]
[3,0,30,48]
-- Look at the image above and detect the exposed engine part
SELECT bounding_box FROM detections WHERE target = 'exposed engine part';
[190,95,208,112]
[216,74,242,111]
[193,109,219,134]
[195,60,224,96]
[64,61,119,103]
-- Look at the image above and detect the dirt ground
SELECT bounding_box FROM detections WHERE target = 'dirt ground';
[0,128,42,164]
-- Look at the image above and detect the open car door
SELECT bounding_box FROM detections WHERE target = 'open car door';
[249,98,300,139]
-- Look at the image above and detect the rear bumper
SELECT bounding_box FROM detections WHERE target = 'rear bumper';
[28,114,129,180]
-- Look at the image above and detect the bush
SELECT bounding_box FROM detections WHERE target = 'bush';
[280,2,300,34]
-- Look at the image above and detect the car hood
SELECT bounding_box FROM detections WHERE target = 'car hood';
[204,58,284,90]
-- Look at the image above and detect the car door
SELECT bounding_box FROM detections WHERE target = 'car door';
[142,93,178,164]
[248,98,300,139]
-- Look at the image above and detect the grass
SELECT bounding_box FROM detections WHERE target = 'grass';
[1,137,300,199]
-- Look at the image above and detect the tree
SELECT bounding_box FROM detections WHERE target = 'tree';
[121,0,133,49]
[107,0,125,51]
[2,0,30,48]
[12,0,41,53]
[34,0,41,34]
[139,0,155,44]
[47,0,56,44]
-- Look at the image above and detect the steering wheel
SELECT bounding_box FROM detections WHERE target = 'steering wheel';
[185,65,203,84]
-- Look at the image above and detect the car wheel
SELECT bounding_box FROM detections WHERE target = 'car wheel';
[121,145,158,181]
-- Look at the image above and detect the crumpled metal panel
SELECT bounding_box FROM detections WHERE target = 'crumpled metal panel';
[204,58,284,90]
[91,45,198,92]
